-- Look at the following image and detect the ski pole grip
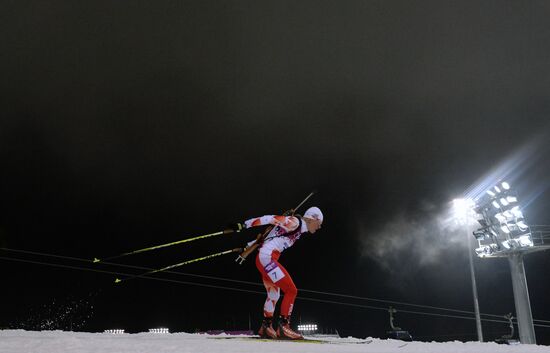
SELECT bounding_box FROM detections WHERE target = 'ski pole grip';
[235,243,260,265]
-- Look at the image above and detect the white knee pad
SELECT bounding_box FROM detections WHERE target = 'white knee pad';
[264,287,280,313]
[267,287,280,301]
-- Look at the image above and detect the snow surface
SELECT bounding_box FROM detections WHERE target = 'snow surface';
[1,330,550,353]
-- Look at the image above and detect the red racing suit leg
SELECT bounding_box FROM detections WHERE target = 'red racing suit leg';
[255,251,298,318]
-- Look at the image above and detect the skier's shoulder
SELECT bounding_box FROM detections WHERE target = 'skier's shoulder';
[272,215,300,231]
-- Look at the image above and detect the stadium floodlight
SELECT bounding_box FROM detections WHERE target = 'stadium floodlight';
[517,221,528,231]
[495,213,506,223]
[149,328,169,334]
[473,229,487,240]
[104,329,125,334]
[505,210,515,218]
[507,196,517,203]
[511,206,522,218]
[479,245,493,256]
[517,235,533,247]
[474,244,501,257]
[452,198,476,225]
[470,180,550,344]
[297,324,318,333]
[473,183,533,255]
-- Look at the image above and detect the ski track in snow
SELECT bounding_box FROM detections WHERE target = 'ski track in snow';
[1,330,550,353]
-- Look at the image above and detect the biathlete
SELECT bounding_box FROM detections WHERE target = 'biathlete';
[232,207,323,339]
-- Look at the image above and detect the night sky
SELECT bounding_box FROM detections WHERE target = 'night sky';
[2,0,550,344]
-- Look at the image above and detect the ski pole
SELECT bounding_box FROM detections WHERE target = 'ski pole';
[235,191,316,265]
[114,248,243,284]
[94,229,234,263]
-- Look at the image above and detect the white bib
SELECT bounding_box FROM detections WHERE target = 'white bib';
[264,262,286,283]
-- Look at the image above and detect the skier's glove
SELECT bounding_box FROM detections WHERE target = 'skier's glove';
[227,222,246,233]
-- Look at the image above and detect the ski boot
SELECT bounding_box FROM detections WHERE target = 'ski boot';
[277,316,303,340]
[258,317,277,339]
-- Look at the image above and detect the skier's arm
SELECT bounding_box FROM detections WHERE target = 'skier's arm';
[244,215,300,232]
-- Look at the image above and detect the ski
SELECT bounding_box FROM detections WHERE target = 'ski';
[207,336,373,345]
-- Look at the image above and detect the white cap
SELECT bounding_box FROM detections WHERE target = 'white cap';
[304,207,323,223]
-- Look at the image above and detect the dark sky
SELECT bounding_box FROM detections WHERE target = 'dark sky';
[1,0,550,343]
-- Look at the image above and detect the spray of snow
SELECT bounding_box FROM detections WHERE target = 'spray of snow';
[9,294,95,331]
[359,201,470,273]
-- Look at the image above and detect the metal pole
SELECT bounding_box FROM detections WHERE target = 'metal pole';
[508,252,536,344]
[467,230,484,342]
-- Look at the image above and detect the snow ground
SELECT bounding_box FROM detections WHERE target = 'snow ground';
[1,330,550,353]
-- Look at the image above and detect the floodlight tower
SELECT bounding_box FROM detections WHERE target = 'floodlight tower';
[452,198,483,342]
[472,181,550,344]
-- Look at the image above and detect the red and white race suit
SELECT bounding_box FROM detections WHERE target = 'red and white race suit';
[244,215,308,318]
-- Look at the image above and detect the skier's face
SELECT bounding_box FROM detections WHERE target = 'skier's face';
[305,218,322,234]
